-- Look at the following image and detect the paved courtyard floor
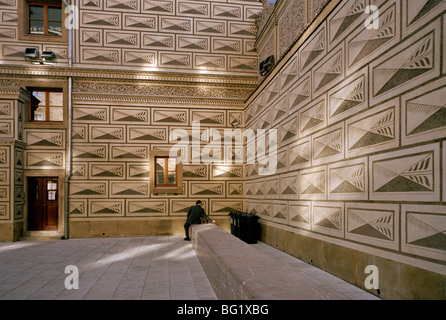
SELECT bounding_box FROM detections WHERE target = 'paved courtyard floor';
[0,236,379,300]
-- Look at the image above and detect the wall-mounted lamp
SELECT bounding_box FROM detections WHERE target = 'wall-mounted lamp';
[231,119,240,128]
[41,51,55,60]
[24,48,55,65]
[24,48,39,60]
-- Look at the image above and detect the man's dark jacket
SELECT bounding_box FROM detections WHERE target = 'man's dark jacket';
[186,205,212,224]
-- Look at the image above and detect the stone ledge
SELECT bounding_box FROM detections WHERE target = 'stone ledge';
[191,223,346,300]
[69,218,230,239]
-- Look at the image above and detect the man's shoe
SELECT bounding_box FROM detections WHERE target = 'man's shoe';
[184,236,190,241]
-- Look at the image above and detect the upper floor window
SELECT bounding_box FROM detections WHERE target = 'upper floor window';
[29,88,63,122]
[27,2,62,36]
[18,0,67,43]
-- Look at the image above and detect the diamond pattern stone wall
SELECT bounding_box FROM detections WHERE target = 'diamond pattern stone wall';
[245,0,446,266]
[0,87,27,241]
[68,97,245,219]
[76,0,262,74]
[0,0,261,74]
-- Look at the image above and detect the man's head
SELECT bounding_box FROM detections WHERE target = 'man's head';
[196,200,202,206]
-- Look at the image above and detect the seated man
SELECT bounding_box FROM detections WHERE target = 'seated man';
[184,200,215,241]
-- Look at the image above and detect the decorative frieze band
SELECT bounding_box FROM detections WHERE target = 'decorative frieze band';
[0,65,258,86]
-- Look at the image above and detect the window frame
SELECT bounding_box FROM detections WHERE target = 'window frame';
[18,0,68,43]
[27,2,63,37]
[154,156,178,188]
[21,79,68,130]
[28,87,64,123]
[150,151,183,194]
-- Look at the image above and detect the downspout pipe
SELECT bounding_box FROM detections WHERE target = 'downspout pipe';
[63,0,73,240]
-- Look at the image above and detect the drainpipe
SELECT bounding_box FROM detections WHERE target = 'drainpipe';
[63,0,73,240]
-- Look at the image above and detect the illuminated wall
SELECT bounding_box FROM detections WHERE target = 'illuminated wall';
[0,0,262,239]
[245,0,446,299]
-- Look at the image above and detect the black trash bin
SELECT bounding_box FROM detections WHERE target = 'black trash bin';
[238,212,248,242]
[228,211,240,238]
[238,212,260,244]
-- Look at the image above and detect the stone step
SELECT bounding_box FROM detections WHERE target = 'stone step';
[19,236,63,241]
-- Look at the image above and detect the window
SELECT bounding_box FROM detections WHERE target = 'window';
[27,2,62,36]
[29,88,64,122]
[18,0,67,43]
[155,156,177,187]
[47,180,57,201]
[22,80,68,129]
[150,151,183,194]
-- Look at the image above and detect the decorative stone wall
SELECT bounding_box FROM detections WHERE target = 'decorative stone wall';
[0,0,262,74]
[0,87,28,241]
[0,67,256,239]
[245,0,446,299]
[0,0,262,239]
[74,0,262,74]
[0,0,69,65]
[256,0,329,82]
[65,69,254,229]
[68,75,247,230]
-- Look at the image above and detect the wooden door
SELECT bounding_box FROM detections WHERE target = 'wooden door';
[28,177,58,231]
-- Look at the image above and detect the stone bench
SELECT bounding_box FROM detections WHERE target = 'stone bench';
[191,223,343,300]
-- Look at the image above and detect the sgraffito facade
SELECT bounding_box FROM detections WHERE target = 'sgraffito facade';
[247,0,446,299]
[0,0,445,299]
[0,0,263,241]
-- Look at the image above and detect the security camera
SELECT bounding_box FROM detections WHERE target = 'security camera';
[41,51,55,60]
[24,48,39,60]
